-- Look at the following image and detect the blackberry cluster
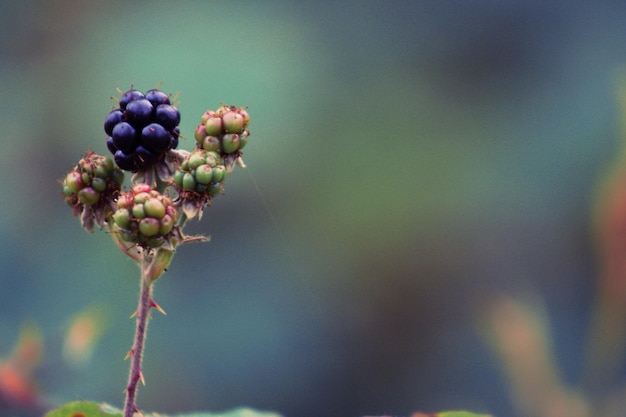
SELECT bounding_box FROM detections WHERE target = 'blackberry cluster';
[105,88,180,172]
[112,184,178,248]
[173,149,226,197]
[62,152,124,209]
[193,105,250,155]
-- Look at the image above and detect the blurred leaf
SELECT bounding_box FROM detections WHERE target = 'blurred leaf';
[0,361,41,411]
[10,323,43,371]
[45,402,490,417]
[44,402,284,417]
[166,408,283,417]
[63,305,107,367]
[481,295,590,417]
[44,401,121,417]
[0,323,44,411]
[584,81,626,392]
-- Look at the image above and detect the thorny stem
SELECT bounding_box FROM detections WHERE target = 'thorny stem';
[123,257,156,417]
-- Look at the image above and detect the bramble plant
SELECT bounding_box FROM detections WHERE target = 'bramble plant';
[53,85,489,417]
[60,85,251,417]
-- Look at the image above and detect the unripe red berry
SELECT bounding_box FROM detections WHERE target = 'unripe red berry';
[222,111,245,134]
[139,217,160,237]
[133,184,152,195]
[195,124,207,144]
[239,109,250,125]
[200,110,216,124]
[160,214,174,235]
[133,192,151,204]
[215,105,229,116]
[117,194,134,209]
[77,187,99,205]
[202,136,221,152]
[144,198,166,219]
[221,133,241,154]
[65,171,84,194]
[204,116,223,137]
[132,204,146,219]
[113,208,131,229]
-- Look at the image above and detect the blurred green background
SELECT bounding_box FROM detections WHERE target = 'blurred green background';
[1,1,624,416]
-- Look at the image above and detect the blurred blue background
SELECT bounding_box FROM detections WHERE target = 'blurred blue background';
[1,1,625,416]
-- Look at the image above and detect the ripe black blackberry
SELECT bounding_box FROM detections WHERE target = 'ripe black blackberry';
[105,87,180,172]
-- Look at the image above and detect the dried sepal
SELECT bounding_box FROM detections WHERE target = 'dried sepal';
[181,199,201,220]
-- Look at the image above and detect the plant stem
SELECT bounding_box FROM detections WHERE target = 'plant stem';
[124,257,154,417]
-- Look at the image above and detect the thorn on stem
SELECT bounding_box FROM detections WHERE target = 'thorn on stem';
[150,300,167,315]
[124,349,134,360]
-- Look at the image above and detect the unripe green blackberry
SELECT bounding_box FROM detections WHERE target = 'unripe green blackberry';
[174,149,226,194]
[62,152,125,232]
[112,184,178,248]
[194,104,251,156]
[173,149,227,218]
[62,152,124,210]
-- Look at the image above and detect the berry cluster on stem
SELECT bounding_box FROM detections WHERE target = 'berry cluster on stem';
[61,86,252,417]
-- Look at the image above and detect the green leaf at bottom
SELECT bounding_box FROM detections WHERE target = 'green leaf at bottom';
[44,401,284,417]
[166,407,284,417]
[44,401,122,417]
[412,411,492,417]
[44,401,489,417]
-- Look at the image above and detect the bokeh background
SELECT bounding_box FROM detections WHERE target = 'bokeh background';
[1,1,626,416]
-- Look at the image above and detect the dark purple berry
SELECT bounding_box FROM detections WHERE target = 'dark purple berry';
[145,89,170,107]
[141,123,171,153]
[154,104,180,130]
[114,150,135,171]
[170,126,180,149]
[106,136,118,154]
[170,133,179,149]
[104,109,124,136]
[111,122,137,153]
[119,89,145,110]
[125,99,154,128]
[133,145,159,170]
